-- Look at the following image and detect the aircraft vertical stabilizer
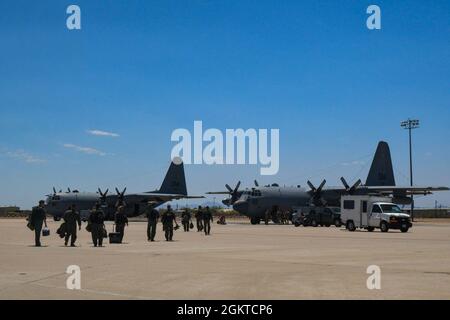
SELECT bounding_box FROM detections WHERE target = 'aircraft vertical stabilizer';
[366,141,396,186]
[158,160,188,195]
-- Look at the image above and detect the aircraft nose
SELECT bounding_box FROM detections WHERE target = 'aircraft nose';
[233,200,248,213]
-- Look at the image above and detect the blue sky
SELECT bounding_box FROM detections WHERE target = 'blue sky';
[1,0,449,209]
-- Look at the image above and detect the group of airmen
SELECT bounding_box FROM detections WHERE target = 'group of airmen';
[179,205,214,235]
[147,204,214,241]
[264,206,292,225]
[27,200,216,247]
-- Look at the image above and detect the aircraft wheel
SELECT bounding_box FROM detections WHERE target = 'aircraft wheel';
[250,217,259,225]
[53,216,61,222]
[380,221,389,233]
[367,226,375,232]
[346,220,356,232]
[311,219,318,227]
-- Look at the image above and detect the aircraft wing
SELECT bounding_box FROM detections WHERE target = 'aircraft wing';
[205,191,231,195]
[179,195,206,199]
[364,186,449,195]
[321,185,449,196]
[117,193,204,203]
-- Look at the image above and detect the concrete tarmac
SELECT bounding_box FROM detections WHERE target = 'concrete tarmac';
[0,218,449,299]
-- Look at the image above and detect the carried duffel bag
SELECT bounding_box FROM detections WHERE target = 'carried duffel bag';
[27,222,35,231]
[42,227,50,237]
[57,223,66,238]
[102,227,108,238]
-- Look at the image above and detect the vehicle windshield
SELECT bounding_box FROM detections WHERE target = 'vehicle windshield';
[380,204,403,213]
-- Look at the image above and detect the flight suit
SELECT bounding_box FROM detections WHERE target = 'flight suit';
[181,211,191,232]
[195,210,203,232]
[146,206,159,241]
[202,208,213,235]
[114,211,128,242]
[30,206,47,246]
[264,210,270,225]
[63,209,81,246]
[89,209,105,247]
[161,209,177,241]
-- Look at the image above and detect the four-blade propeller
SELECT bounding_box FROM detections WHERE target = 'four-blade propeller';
[222,181,241,206]
[115,187,127,207]
[340,177,362,194]
[307,179,327,206]
[98,188,109,203]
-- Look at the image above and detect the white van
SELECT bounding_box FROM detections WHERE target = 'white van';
[340,195,412,233]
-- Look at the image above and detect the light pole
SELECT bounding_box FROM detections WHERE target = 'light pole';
[401,119,420,221]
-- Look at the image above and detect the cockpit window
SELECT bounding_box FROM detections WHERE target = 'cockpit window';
[251,190,262,197]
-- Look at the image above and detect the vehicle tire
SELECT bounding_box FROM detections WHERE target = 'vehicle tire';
[311,219,318,227]
[324,224,330,227]
[346,220,356,232]
[380,221,389,233]
[400,226,409,233]
[367,226,375,232]
[53,216,61,222]
[294,222,300,227]
[334,219,342,227]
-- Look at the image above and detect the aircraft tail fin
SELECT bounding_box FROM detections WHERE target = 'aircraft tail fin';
[365,141,396,186]
[158,159,187,195]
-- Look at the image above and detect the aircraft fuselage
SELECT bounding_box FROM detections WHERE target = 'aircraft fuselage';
[45,192,162,220]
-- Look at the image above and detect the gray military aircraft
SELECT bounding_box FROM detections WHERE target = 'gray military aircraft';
[208,141,449,224]
[45,159,203,220]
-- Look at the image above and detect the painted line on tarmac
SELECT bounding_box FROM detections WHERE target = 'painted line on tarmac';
[33,282,153,299]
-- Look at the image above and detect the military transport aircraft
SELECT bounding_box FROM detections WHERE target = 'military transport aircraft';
[207,141,449,224]
[45,158,203,220]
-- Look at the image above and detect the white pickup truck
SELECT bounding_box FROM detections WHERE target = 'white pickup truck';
[340,195,412,233]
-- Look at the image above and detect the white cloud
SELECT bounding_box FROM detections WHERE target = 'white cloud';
[63,144,107,156]
[87,129,119,137]
[3,149,46,164]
